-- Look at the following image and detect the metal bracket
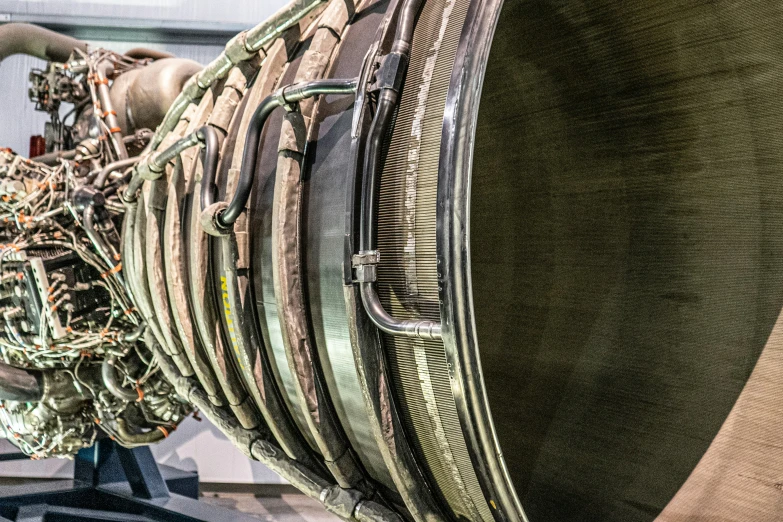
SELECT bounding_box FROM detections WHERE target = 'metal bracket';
[352,250,379,283]
[368,52,408,93]
[351,43,381,139]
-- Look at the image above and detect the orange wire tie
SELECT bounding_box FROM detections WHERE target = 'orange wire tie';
[135,382,144,402]
[108,127,122,134]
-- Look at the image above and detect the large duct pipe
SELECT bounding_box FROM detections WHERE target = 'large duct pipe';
[123,48,174,61]
[108,58,202,136]
[0,362,42,402]
[0,23,87,63]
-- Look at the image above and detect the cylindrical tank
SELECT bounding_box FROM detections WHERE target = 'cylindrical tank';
[131,0,783,520]
[109,58,202,135]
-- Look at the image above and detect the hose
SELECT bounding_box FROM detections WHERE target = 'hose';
[215,78,358,228]
[122,322,146,344]
[357,0,442,340]
[0,23,87,63]
[101,356,139,403]
[115,418,167,444]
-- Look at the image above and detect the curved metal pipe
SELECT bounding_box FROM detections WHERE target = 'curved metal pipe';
[146,0,329,152]
[127,79,358,207]
[115,418,167,444]
[122,322,146,343]
[93,157,140,190]
[391,0,424,54]
[101,356,139,403]
[95,62,129,160]
[359,283,441,340]
[357,0,440,340]
[31,149,78,166]
[215,78,358,228]
[34,135,147,167]
[0,362,42,402]
[0,23,87,63]
[197,126,221,211]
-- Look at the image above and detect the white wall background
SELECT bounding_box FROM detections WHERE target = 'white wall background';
[1,0,287,26]
[0,0,292,484]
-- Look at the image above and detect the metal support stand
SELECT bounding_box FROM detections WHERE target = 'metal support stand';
[0,439,259,522]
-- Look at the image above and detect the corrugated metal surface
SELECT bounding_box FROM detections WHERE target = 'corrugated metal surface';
[375,0,493,519]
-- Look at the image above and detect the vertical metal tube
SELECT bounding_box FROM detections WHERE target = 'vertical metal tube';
[96,64,129,159]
